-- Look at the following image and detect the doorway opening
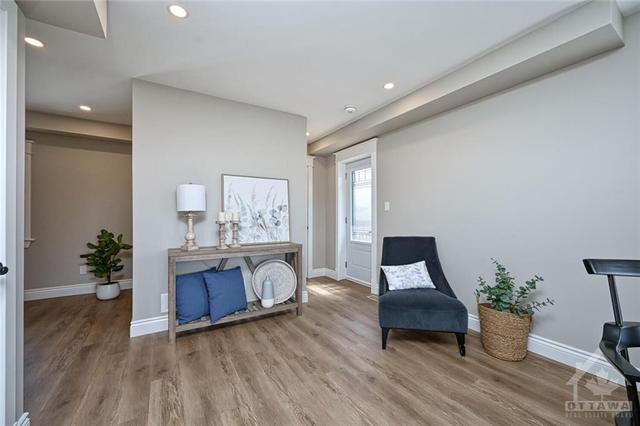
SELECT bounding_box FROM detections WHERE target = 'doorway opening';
[335,138,378,294]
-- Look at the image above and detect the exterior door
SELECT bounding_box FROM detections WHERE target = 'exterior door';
[345,158,372,285]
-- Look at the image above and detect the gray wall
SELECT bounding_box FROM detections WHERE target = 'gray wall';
[376,13,640,353]
[311,155,336,270]
[132,80,307,321]
[25,131,133,289]
[312,156,327,269]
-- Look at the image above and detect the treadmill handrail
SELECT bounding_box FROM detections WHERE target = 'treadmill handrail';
[600,340,640,382]
[583,259,640,277]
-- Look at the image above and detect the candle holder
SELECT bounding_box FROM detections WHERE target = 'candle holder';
[230,219,241,248]
[216,220,229,250]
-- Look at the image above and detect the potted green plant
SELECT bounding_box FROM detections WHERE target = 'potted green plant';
[81,229,132,300]
[476,259,554,361]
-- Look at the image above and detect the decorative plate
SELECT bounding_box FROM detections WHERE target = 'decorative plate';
[252,259,297,304]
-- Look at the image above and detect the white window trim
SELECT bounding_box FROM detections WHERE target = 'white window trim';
[334,138,378,295]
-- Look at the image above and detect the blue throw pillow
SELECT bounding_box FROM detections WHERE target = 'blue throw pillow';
[203,267,248,322]
[176,267,215,324]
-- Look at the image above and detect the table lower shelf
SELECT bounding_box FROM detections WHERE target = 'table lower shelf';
[175,299,299,334]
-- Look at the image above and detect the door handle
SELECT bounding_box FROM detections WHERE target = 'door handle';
[0,262,8,276]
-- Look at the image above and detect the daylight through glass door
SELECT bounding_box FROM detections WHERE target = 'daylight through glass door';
[350,167,372,243]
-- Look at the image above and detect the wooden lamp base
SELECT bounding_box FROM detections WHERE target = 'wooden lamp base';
[181,212,199,251]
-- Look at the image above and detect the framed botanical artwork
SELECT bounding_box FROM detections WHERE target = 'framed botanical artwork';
[222,174,290,244]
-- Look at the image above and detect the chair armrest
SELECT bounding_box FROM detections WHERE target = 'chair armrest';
[378,269,388,296]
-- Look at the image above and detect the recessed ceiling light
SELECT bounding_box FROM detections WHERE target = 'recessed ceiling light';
[24,37,44,48]
[79,105,92,112]
[306,132,310,137]
[168,4,188,18]
[383,82,395,90]
[344,105,358,114]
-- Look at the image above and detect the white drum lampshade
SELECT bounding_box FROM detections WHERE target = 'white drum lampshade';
[177,184,206,212]
[176,184,206,251]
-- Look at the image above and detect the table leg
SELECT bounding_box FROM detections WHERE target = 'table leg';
[168,258,177,342]
[296,247,303,315]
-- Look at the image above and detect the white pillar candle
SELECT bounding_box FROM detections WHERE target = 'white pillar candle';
[232,211,240,221]
[218,211,227,222]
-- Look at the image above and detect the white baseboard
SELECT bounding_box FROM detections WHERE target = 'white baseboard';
[130,314,168,338]
[468,314,623,385]
[308,269,322,278]
[302,290,308,303]
[308,268,337,280]
[345,275,371,288]
[24,279,133,301]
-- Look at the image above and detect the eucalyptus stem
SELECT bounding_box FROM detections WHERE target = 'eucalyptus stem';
[475,258,554,317]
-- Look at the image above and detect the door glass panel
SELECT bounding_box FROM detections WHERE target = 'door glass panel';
[351,167,372,243]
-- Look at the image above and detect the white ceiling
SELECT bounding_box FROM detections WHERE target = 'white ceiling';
[26,0,627,142]
[18,0,108,38]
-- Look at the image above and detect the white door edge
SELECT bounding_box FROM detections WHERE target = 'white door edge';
[1,2,25,423]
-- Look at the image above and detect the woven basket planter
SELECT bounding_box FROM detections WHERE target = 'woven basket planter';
[478,303,531,361]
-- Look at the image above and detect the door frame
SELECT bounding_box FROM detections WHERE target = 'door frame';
[334,138,378,295]
[306,155,314,284]
[0,1,26,424]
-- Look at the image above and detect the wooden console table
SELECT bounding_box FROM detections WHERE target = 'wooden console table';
[168,242,303,341]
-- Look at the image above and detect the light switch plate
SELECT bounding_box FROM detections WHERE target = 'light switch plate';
[79,265,87,275]
[384,201,391,211]
[160,293,168,313]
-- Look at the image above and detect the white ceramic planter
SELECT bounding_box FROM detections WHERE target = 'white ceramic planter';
[96,282,120,300]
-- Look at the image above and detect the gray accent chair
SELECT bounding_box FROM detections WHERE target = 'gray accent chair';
[378,236,468,355]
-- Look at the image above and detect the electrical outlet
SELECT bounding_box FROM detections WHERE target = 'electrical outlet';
[80,265,87,275]
[160,293,168,313]
[384,201,391,211]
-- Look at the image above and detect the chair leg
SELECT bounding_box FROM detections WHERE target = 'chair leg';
[455,333,466,357]
[381,327,390,350]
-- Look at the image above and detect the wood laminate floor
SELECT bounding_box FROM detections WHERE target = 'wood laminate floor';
[25,278,627,425]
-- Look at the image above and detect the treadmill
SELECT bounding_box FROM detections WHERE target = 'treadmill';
[584,259,640,426]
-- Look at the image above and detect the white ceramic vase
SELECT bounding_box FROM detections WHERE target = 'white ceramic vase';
[96,282,120,300]
[261,274,275,308]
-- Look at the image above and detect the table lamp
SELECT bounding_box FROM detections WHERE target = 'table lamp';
[176,184,206,251]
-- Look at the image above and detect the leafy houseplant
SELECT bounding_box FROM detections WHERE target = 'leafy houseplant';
[81,229,132,300]
[476,258,554,316]
[475,259,554,361]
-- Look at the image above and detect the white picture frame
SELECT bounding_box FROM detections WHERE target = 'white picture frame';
[222,174,290,244]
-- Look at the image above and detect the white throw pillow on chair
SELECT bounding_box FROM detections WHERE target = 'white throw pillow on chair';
[381,261,436,291]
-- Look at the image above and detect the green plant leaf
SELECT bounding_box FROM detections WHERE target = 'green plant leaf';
[476,258,551,317]
[80,229,132,282]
